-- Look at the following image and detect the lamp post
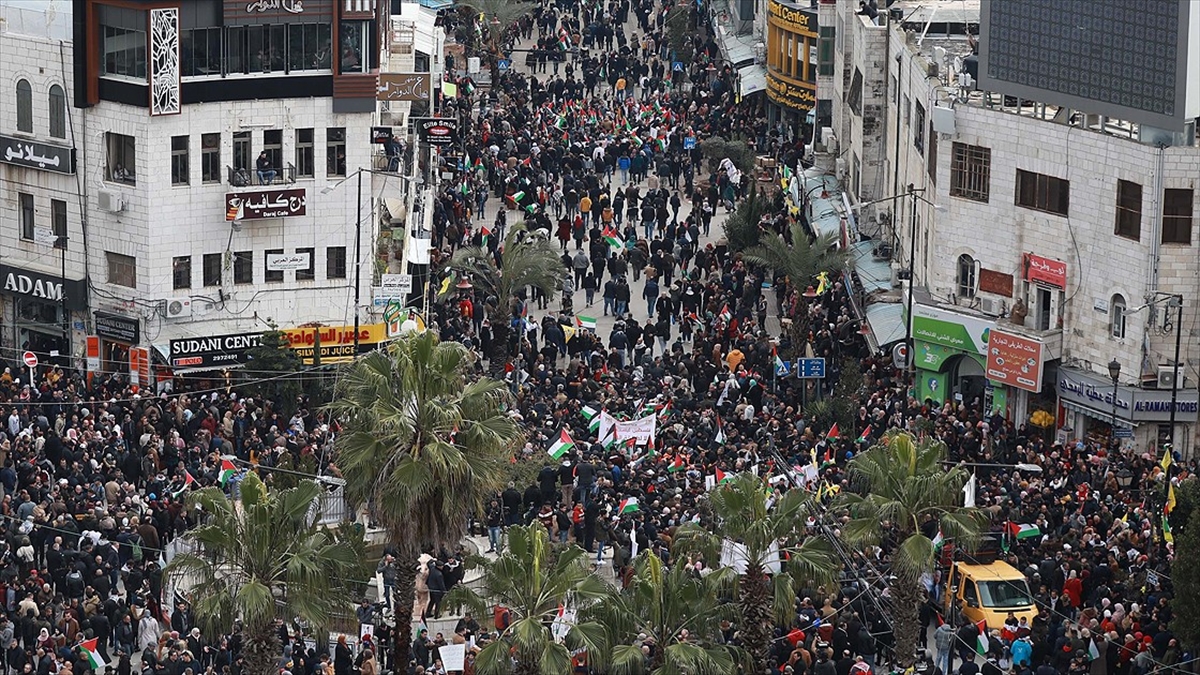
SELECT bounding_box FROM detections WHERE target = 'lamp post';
[904,184,919,393]
[1108,358,1121,450]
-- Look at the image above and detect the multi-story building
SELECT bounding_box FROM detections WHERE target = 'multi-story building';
[0,1,88,370]
[826,0,1200,455]
[70,0,398,375]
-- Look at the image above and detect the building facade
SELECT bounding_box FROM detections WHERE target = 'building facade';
[826,0,1200,455]
[764,0,818,130]
[69,0,397,374]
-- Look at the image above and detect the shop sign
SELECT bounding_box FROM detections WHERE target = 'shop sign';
[94,311,141,344]
[910,303,994,356]
[86,336,101,372]
[169,333,263,369]
[767,0,818,36]
[1054,367,1198,422]
[1023,252,1067,290]
[0,134,76,174]
[226,188,307,221]
[282,323,388,364]
[378,73,432,102]
[766,73,816,112]
[985,329,1043,393]
[224,0,330,24]
[414,117,459,146]
[914,340,958,370]
[0,263,87,310]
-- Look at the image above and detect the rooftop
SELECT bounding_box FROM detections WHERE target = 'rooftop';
[0,0,72,42]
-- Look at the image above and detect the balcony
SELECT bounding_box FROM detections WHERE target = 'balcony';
[228,163,296,188]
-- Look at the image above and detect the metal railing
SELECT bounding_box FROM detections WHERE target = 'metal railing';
[227,162,298,187]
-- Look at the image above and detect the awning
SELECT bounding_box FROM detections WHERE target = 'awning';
[714,28,758,69]
[738,65,767,97]
[848,240,893,295]
[1061,400,1138,427]
[863,302,906,352]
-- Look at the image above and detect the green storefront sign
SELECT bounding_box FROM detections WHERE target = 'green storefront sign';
[910,315,990,355]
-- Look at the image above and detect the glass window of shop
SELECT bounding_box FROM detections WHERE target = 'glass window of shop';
[13,298,67,366]
[181,23,332,77]
[767,23,816,83]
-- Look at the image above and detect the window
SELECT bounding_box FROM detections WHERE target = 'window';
[903,95,910,126]
[173,256,192,290]
[226,24,286,74]
[233,131,252,174]
[171,135,189,185]
[327,246,347,279]
[956,254,978,299]
[1114,180,1142,241]
[1110,294,1126,338]
[913,102,926,155]
[106,251,137,288]
[264,248,284,283]
[201,133,221,183]
[288,23,333,72]
[339,20,370,74]
[19,193,34,241]
[1162,188,1194,245]
[105,132,137,184]
[233,251,253,285]
[202,253,222,287]
[99,5,147,81]
[51,199,67,250]
[48,85,66,138]
[1015,169,1069,216]
[950,143,991,202]
[326,128,346,177]
[15,80,32,133]
[295,247,315,280]
[295,128,314,178]
[262,129,282,180]
[181,27,222,77]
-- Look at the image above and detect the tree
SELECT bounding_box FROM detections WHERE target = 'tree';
[722,184,768,252]
[457,0,534,57]
[591,551,743,675]
[165,473,363,675]
[243,321,303,409]
[673,473,839,673]
[697,137,756,176]
[743,228,848,350]
[833,432,988,668]
[663,5,695,64]
[448,524,610,675]
[441,224,563,375]
[1171,507,1200,649]
[325,331,521,667]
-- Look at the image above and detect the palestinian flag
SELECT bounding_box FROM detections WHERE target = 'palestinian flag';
[714,416,725,444]
[856,425,872,443]
[819,446,834,468]
[218,459,238,487]
[581,406,601,432]
[548,429,575,460]
[1088,638,1100,661]
[557,32,570,51]
[509,190,526,204]
[719,304,732,322]
[77,637,105,670]
[826,423,840,440]
[654,137,666,152]
[481,226,492,247]
[713,468,732,485]
[473,157,485,171]
[576,315,598,330]
[555,115,568,130]
[975,620,989,655]
[602,227,623,249]
[931,530,944,550]
[668,455,686,473]
[656,402,672,422]
[173,471,196,498]
[1006,522,1042,540]
[618,497,640,514]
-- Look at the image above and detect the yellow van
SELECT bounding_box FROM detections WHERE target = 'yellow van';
[943,560,1037,630]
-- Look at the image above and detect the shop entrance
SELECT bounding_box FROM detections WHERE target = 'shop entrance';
[13,297,68,367]
[948,354,988,408]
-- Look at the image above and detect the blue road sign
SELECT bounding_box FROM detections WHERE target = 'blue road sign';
[683,136,696,150]
[672,61,685,72]
[796,357,826,379]
[1114,426,1134,439]
[497,59,512,72]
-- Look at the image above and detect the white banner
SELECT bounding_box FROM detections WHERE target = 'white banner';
[615,414,657,445]
[440,644,466,672]
[266,252,311,271]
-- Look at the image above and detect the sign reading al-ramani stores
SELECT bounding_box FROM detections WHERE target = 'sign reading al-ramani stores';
[766,74,816,112]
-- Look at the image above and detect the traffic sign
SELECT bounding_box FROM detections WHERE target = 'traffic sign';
[672,61,684,72]
[1114,426,1134,439]
[683,136,696,150]
[497,59,512,72]
[796,357,826,379]
[22,351,38,369]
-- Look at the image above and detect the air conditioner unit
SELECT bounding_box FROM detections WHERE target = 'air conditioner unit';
[977,297,1004,317]
[1157,364,1184,390]
[97,190,124,213]
[164,297,192,319]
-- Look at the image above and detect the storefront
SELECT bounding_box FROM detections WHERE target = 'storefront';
[765,0,818,133]
[164,323,393,373]
[93,311,141,373]
[1056,366,1199,455]
[0,263,86,369]
[281,323,390,364]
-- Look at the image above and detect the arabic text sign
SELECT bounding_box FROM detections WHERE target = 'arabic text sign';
[266,252,311,271]
[0,134,75,174]
[378,73,432,101]
[614,415,658,446]
[380,273,413,294]
[985,329,1044,392]
[1023,252,1067,289]
[910,303,994,356]
[225,188,307,221]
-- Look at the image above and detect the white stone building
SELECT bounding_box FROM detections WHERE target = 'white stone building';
[826,0,1200,455]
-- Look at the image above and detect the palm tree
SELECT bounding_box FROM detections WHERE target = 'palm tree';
[326,331,522,666]
[165,473,363,675]
[448,524,610,675]
[743,228,848,348]
[457,0,535,61]
[673,472,839,673]
[833,431,988,668]
[441,224,563,375]
[590,551,743,675]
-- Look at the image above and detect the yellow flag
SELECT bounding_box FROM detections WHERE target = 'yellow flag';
[439,274,453,295]
[1161,447,1173,473]
[1167,483,1177,514]
[442,81,458,98]
[563,324,577,342]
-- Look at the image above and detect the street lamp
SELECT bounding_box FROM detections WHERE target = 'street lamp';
[1108,358,1121,449]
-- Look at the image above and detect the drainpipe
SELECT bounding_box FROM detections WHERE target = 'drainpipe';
[1147,145,1165,296]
